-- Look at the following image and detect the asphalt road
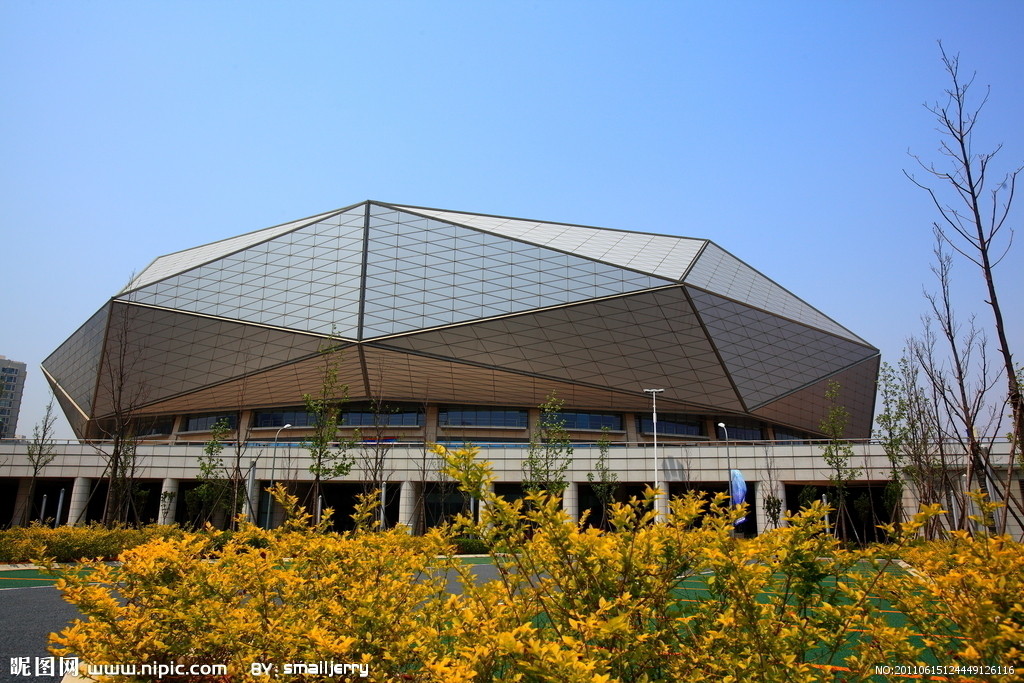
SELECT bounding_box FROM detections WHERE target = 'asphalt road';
[0,584,82,683]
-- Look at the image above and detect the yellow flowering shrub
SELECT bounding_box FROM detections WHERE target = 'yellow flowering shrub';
[1,522,181,563]
[48,488,456,682]
[45,454,1023,682]
[877,494,1024,675]
[430,445,1023,682]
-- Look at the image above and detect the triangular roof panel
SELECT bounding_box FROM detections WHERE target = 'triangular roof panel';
[121,207,366,336]
[684,243,867,344]
[361,205,669,338]
[394,204,706,281]
[123,209,343,293]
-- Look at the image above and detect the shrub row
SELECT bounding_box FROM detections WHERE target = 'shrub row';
[0,523,183,563]
[1,522,486,564]
[41,454,1022,682]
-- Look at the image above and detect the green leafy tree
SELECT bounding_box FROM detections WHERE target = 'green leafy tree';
[875,361,910,526]
[185,418,232,527]
[761,442,783,530]
[819,380,860,541]
[523,391,573,498]
[586,426,618,528]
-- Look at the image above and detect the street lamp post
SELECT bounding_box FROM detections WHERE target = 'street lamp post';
[265,423,292,528]
[644,389,665,517]
[717,422,731,486]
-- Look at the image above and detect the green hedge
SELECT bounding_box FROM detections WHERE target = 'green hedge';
[453,536,489,555]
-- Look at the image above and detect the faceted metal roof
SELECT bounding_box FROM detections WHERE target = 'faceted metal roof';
[43,200,880,439]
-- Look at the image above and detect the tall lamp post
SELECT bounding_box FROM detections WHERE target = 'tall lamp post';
[717,422,732,535]
[265,423,292,529]
[717,422,731,488]
[644,389,665,518]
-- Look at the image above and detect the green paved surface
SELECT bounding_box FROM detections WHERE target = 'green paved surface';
[0,568,56,589]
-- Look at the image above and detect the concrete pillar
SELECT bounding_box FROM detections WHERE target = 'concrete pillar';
[424,405,439,443]
[753,478,769,535]
[245,459,259,521]
[158,478,179,525]
[654,489,670,522]
[477,481,495,521]
[624,412,640,443]
[563,481,579,521]
[10,478,30,526]
[528,408,541,434]
[237,410,253,440]
[169,415,185,442]
[397,480,419,531]
[68,477,92,526]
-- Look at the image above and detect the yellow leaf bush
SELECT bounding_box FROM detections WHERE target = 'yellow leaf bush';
[45,454,1023,682]
[1,522,181,563]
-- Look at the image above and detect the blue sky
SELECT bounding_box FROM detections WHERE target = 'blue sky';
[2,1,1022,440]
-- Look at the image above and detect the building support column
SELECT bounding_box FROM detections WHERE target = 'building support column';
[158,478,179,525]
[625,412,640,444]
[753,478,770,535]
[10,478,30,526]
[245,459,259,522]
[68,477,92,526]
[477,482,495,524]
[654,489,670,522]
[424,406,439,443]
[563,481,579,522]
[398,480,419,532]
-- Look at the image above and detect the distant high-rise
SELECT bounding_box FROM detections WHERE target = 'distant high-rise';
[0,356,27,439]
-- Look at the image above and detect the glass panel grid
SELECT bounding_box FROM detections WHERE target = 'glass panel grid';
[184,413,238,432]
[362,207,665,337]
[637,413,704,436]
[439,406,529,428]
[394,205,700,281]
[556,411,623,431]
[127,207,366,336]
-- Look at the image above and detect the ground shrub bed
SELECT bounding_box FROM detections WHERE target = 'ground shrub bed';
[0,523,183,563]
[39,448,1024,682]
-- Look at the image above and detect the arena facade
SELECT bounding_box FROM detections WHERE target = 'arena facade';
[8,201,893,533]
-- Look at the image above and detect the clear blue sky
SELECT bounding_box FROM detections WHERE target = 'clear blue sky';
[2,1,1021,440]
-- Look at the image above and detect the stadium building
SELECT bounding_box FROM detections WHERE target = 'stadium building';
[17,201,889,532]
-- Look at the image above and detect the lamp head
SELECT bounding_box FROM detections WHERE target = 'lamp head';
[717,422,726,428]
[283,423,292,429]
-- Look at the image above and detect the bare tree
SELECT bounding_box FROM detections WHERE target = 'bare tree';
[20,394,59,525]
[909,245,1019,532]
[302,340,354,524]
[92,300,150,526]
[420,403,467,532]
[224,356,264,529]
[356,359,397,528]
[905,43,1022,488]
